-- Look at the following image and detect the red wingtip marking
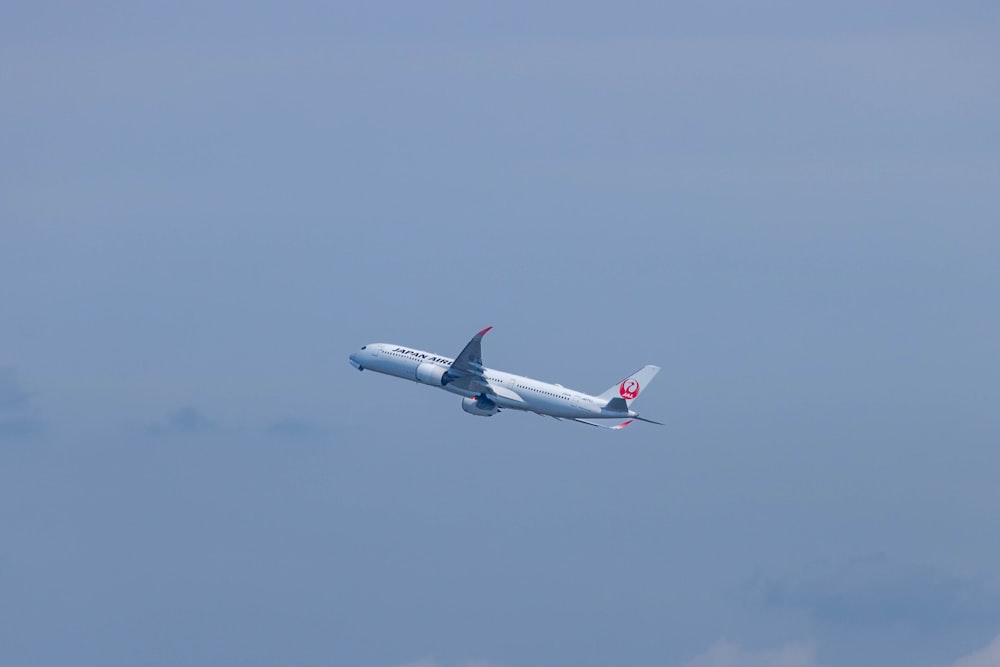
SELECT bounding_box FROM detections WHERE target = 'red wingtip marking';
[477,326,493,337]
[619,420,634,428]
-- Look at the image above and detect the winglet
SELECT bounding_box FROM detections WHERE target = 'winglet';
[448,326,494,379]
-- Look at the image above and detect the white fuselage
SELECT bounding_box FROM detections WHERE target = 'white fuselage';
[349,343,635,420]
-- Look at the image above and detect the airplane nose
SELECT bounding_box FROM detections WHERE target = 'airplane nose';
[349,351,363,371]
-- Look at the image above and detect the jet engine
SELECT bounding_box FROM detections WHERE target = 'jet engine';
[462,395,498,417]
[415,362,448,386]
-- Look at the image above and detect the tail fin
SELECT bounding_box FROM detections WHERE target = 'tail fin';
[598,365,661,408]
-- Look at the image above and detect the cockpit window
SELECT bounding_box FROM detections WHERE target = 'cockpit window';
[361,345,367,350]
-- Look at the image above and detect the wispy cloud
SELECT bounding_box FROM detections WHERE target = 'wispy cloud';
[148,406,217,435]
[0,417,42,439]
[264,417,328,438]
[0,366,42,439]
[390,659,502,667]
[747,553,1000,632]
[683,640,821,667]
[0,367,29,411]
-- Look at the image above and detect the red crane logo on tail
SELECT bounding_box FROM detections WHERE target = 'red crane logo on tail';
[620,378,640,400]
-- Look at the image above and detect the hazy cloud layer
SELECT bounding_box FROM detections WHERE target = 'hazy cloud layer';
[681,634,1000,667]
[684,641,821,667]
[943,634,1000,667]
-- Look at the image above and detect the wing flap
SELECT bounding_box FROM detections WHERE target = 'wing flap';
[447,375,491,394]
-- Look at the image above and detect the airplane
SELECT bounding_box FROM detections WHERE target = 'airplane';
[348,327,662,429]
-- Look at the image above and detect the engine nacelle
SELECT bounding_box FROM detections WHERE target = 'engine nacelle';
[415,362,448,386]
[462,395,498,417]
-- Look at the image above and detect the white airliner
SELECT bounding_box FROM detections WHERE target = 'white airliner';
[349,327,662,429]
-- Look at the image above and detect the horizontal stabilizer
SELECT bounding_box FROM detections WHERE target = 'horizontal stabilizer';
[604,397,629,413]
[573,418,634,430]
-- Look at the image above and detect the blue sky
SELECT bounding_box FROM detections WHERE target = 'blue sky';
[2,2,999,666]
